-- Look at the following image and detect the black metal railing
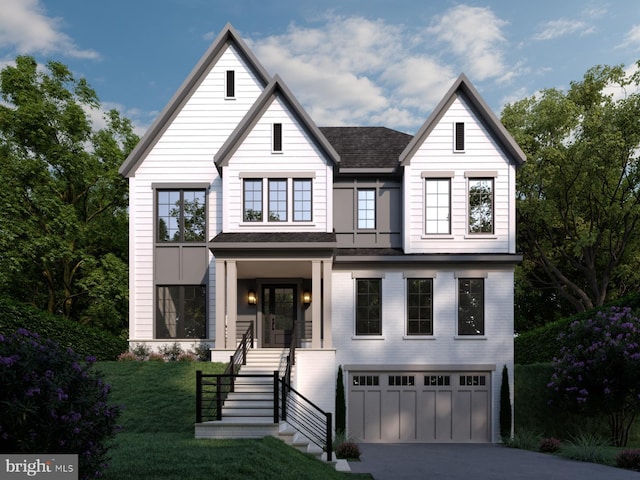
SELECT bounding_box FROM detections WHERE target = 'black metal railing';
[195,323,253,422]
[279,378,332,461]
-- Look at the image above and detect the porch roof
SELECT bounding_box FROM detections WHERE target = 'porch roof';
[210,232,337,251]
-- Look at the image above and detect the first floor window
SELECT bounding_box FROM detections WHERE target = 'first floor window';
[356,278,381,335]
[458,278,484,335]
[425,178,450,234]
[156,285,206,339]
[243,179,263,221]
[468,178,493,233]
[157,189,206,242]
[407,278,433,335]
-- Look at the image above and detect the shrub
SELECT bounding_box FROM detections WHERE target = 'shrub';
[539,437,561,453]
[560,432,609,464]
[335,366,346,435]
[548,306,640,446]
[191,342,211,361]
[117,351,138,361]
[335,441,361,460]
[131,343,151,360]
[505,430,541,450]
[616,449,640,471]
[0,297,127,360]
[500,365,512,441]
[159,342,183,361]
[0,329,121,480]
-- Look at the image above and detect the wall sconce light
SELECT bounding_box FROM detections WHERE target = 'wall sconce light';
[247,290,257,305]
[302,290,312,304]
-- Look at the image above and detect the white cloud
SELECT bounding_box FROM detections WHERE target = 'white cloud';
[0,0,99,59]
[617,24,640,49]
[248,12,499,131]
[427,5,509,81]
[533,19,593,41]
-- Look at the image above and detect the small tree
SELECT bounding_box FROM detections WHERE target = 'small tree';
[500,364,512,441]
[548,306,640,446]
[335,366,346,435]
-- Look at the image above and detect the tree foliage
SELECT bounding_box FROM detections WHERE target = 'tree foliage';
[547,306,640,446]
[499,364,512,441]
[502,63,640,314]
[0,56,137,333]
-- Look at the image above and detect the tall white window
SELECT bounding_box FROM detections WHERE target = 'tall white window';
[357,189,375,229]
[425,179,450,234]
[468,178,493,233]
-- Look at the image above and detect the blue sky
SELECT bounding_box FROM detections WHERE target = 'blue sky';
[1,0,639,135]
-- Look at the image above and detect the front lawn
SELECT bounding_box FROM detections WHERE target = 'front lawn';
[97,361,367,480]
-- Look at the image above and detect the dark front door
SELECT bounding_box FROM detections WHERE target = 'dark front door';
[262,285,296,348]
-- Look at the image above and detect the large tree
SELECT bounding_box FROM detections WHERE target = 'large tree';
[502,63,640,314]
[0,56,137,334]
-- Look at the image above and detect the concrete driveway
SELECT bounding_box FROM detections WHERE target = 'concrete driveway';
[348,443,639,479]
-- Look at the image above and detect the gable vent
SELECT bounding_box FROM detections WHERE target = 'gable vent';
[455,122,465,152]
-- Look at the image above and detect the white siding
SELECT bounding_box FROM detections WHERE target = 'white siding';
[331,265,514,443]
[128,44,265,342]
[223,96,333,233]
[403,97,517,254]
[294,350,337,418]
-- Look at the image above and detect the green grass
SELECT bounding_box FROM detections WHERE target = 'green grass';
[97,361,369,480]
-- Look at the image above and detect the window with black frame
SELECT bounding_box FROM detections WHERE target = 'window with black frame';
[157,189,206,242]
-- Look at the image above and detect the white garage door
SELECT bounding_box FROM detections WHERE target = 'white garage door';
[348,371,491,443]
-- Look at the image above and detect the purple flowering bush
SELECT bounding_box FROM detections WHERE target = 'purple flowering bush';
[547,307,640,446]
[0,329,121,479]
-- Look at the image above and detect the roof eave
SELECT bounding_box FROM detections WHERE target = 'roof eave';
[119,23,271,178]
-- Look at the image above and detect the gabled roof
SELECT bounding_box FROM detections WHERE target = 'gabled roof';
[399,73,526,167]
[320,127,411,173]
[119,23,271,177]
[214,75,340,168]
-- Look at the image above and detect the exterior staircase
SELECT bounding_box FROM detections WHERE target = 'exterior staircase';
[194,348,350,472]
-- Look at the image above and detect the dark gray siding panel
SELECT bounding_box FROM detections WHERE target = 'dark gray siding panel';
[334,179,402,249]
[155,246,208,284]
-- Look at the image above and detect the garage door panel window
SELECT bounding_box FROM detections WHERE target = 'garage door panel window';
[407,278,433,335]
[356,278,382,335]
[458,278,484,335]
[353,375,379,386]
[460,375,486,386]
[388,375,415,386]
[425,375,450,386]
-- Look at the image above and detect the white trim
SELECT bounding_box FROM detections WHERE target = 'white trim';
[239,171,316,178]
[402,335,437,340]
[465,171,498,178]
[351,271,386,279]
[421,171,455,178]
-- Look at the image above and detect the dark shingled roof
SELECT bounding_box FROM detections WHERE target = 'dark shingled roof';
[319,127,412,169]
[211,232,336,244]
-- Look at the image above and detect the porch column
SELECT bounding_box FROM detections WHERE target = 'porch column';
[322,259,332,348]
[311,260,322,348]
[214,259,226,349]
[226,260,237,349]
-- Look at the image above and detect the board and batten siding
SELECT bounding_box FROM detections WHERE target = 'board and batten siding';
[331,266,514,442]
[128,44,265,342]
[403,96,517,254]
[222,96,333,233]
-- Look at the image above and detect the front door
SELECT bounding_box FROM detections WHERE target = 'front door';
[262,285,296,348]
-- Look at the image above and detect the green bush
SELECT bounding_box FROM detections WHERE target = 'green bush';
[505,430,541,450]
[335,366,346,435]
[616,449,640,471]
[499,365,512,441]
[0,297,127,360]
[560,433,609,464]
[0,329,121,480]
[516,292,640,364]
[335,441,361,460]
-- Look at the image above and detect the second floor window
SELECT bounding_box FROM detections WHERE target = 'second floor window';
[293,179,312,221]
[425,178,450,234]
[243,179,263,222]
[468,178,493,234]
[157,189,206,242]
[268,179,287,221]
[357,189,376,229]
[243,178,313,223]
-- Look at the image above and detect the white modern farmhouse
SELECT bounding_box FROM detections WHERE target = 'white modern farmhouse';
[119,23,525,445]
